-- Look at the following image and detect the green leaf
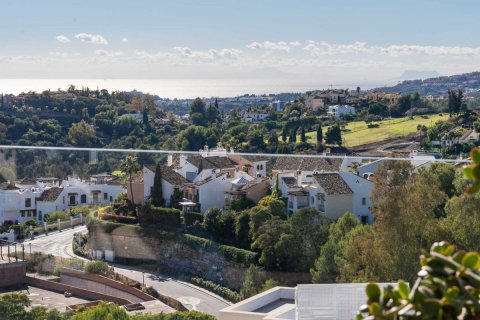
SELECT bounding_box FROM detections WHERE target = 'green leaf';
[462,252,480,269]
[444,286,459,300]
[467,183,480,195]
[471,148,480,164]
[422,298,441,316]
[368,302,381,316]
[398,280,410,299]
[464,166,474,179]
[366,283,381,302]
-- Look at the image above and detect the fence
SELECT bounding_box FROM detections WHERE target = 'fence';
[0,239,28,263]
[20,214,84,240]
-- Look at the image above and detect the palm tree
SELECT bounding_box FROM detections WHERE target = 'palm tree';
[121,155,140,206]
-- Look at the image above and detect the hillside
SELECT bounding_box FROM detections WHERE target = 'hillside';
[374,71,480,96]
[302,114,449,148]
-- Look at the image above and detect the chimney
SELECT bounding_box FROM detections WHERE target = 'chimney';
[167,154,173,167]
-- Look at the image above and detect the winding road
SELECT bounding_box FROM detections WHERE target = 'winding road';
[22,225,230,317]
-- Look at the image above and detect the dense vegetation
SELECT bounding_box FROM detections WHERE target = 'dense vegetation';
[0,294,214,320]
[1,86,477,180]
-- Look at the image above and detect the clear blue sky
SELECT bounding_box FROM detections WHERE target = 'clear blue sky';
[1,0,479,85]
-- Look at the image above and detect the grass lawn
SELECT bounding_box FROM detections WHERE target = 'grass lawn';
[301,114,449,147]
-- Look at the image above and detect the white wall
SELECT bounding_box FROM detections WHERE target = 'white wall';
[340,172,373,222]
[325,194,353,220]
[198,174,231,213]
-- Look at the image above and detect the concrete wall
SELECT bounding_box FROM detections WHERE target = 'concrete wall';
[59,268,155,304]
[25,276,131,305]
[0,262,26,287]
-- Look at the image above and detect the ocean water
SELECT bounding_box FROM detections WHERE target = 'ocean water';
[0,78,373,99]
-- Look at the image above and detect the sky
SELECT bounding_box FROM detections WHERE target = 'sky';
[1,0,480,90]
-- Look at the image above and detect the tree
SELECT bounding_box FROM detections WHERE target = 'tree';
[71,302,129,320]
[300,126,306,143]
[68,120,95,147]
[325,125,342,146]
[372,168,446,282]
[281,126,287,142]
[151,164,165,207]
[311,212,362,283]
[0,293,30,320]
[121,155,140,206]
[271,175,280,199]
[189,98,207,126]
[316,123,323,148]
[170,188,183,209]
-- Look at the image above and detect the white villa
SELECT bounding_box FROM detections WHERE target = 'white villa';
[133,146,271,213]
[327,105,356,118]
[0,174,124,225]
[273,156,373,223]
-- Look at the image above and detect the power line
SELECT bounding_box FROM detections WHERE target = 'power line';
[0,145,472,164]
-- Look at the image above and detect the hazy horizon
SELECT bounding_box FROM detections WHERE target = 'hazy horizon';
[0,78,391,99]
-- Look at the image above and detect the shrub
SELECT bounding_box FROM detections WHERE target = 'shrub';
[24,220,39,227]
[53,258,85,276]
[25,252,56,275]
[84,260,110,275]
[182,211,203,227]
[44,211,68,223]
[367,123,380,128]
[139,205,181,229]
[70,206,90,216]
[101,213,138,224]
[190,277,242,302]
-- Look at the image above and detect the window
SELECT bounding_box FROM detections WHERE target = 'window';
[260,164,264,170]
[361,215,369,224]
[110,196,113,202]
[362,197,366,205]
[21,211,25,217]
[33,211,37,217]
[25,198,31,208]
[103,192,108,200]
[27,211,31,217]
[80,194,87,204]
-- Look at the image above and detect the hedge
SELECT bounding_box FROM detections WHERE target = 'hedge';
[190,277,243,302]
[139,206,181,229]
[182,211,204,227]
[88,214,256,266]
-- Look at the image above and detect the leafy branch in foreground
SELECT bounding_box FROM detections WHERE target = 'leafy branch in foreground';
[464,147,480,194]
[358,242,480,320]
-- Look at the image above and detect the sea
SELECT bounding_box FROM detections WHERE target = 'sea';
[0,78,378,99]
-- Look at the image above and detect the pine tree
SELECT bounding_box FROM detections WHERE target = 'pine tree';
[152,164,165,207]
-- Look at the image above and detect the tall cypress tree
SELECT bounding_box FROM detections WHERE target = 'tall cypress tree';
[317,123,323,146]
[152,164,165,207]
[300,126,306,143]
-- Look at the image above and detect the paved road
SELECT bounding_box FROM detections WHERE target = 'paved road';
[23,225,230,317]
[23,225,87,258]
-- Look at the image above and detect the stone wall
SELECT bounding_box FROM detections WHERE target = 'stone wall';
[88,224,247,289]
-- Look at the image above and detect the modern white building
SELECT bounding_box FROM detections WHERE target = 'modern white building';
[243,112,269,122]
[327,105,356,118]
[219,283,398,320]
[271,100,286,112]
